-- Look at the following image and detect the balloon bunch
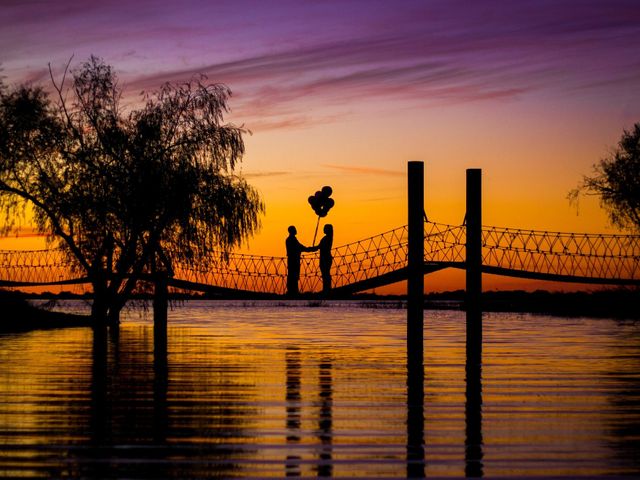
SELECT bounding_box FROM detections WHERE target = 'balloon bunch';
[308,186,335,244]
[308,186,335,218]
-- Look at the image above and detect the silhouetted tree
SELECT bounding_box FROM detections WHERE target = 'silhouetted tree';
[570,123,640,232]
[0,56,263,323]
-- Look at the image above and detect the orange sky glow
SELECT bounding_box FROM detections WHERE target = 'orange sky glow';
[1,1,639,293]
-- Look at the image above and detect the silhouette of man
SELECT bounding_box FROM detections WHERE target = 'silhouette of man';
[286,226,312,296]
[311,224,334,295]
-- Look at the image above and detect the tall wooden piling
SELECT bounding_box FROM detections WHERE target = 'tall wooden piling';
[466,169,482,310]
[407,161,424,367]
[465,169,482,363]
[465,169,484,472]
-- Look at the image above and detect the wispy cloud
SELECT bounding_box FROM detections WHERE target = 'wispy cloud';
[3,0,640,130]
[242,171,291,179]
[322,164,404,177]
[121,2,640,129]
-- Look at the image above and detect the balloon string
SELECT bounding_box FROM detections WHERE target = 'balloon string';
[312,216,320,246]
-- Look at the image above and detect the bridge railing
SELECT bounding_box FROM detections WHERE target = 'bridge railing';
[0,248,84,286]
[178,222,467,294]
[316,225,408,291]
[2,221,639,292]
[424,222,466,264]
[176,225,411,294]
[175,252,288,294]
[482,226,640,282]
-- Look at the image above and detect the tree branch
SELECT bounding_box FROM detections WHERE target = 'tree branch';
[0,180,90,271]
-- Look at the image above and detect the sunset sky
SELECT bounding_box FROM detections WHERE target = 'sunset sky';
[2,0,640,291]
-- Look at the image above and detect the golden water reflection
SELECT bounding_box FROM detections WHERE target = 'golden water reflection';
[0,302,638,478]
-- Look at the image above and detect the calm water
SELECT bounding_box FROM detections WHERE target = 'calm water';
[0,301,639,478]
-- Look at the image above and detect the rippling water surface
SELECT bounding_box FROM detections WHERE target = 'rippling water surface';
[0,301,639,478]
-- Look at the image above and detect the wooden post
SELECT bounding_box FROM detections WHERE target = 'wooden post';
[407,161,424,367]
[407,161,425,474]
[466,169,482,311]
[466,169,482,366]
[153,272,168,358]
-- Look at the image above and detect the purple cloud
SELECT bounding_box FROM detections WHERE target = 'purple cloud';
[2,0,639,130]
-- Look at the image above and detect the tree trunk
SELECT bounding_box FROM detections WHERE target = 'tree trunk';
[91,274,111,326]
[91,291,109,326]
[92,291,121,327]
[106,305,121,326]
[153,272,169,326]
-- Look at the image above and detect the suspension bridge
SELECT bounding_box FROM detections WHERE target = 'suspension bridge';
[1,219,639,294]
[1,163,639,297]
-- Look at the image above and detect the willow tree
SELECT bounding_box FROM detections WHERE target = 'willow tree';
[0,56,263,324]
[570,123,640,232]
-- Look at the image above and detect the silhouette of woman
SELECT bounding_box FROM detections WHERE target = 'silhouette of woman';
[314,224,333,294]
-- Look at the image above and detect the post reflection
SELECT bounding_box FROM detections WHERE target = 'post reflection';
[153,318,168,445]
[406,342,425,478]
[316,356,333,477]
[90,325,110,449]
[465,309,484,477]
[285,347,302,477]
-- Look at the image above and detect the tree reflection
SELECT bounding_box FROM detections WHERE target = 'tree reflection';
[83,324,258,478]
[90,324,110,470]
[153,318,168,445]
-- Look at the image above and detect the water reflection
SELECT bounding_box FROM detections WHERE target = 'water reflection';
[87,325,110,479]
[1,304,639,478]
[90,326,108,448]
[315,356,333,477]
[465,351,483,476]
[465,310,484,477]
[605,324,640,474]
[284,349,335,477]
[406,359,425,478]
[285,347,302,476]
[83,323,256,478]
[153,320,168,445]
[88,325,174,478]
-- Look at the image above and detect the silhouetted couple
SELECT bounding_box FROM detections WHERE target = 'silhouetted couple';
[286,224,333,297]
